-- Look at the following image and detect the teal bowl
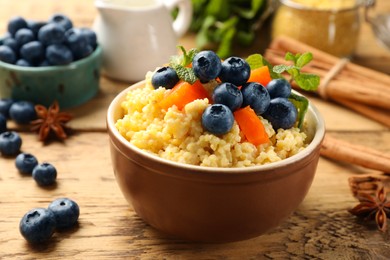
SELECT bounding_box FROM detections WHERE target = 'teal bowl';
[0,45,102,108]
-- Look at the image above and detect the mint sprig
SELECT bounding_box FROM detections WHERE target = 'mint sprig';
[246,52,320,129]
[169,46,199,84]
[273,52,320,91]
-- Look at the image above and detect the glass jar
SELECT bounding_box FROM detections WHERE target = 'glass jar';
[271,0,365,57]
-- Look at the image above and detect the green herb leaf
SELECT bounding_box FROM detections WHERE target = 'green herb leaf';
[169,46,199,84]
[294,73,320,91]
[288,92,309,129]
[172,64,198,84]
[246,54,265,69]
[272,64,297,74]
[296,52,313,68]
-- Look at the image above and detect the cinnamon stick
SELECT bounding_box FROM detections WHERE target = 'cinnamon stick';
[332,98,390,128]
[270,36,390,86]
[321,135,390,173]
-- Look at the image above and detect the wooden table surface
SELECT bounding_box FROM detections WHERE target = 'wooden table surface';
[1,0,390,259]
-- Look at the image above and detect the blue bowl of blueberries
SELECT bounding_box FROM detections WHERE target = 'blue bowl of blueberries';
[0,14,102,108]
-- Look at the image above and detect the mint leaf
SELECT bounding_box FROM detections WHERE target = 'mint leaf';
[169,46,199,84]
[296,52,313,68]
[172,64,198,84]
[294,73,320,91]
[246,54,265,70]
[272,64,297,74]
[288,92,309,129]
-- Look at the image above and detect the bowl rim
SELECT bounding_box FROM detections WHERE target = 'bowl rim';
[0,41,102,72]
[107,81,326,175]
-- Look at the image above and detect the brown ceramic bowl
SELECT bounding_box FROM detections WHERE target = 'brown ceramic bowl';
[107,81,325,243]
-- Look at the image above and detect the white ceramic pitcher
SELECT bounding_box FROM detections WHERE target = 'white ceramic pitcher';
[94,0,192,82]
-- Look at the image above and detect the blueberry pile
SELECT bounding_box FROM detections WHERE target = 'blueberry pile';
[152,50,298,135]
[0,98,57,186]
[20,198,80,243]
[0,14,97,66]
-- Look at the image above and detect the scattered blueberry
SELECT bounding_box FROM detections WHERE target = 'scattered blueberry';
[48,198,80,229]
[219,57,250,86]
[241,82,270,115]
[14,28,35,47]
[263,97,298,130]
[0,98,14,118]
[65,28,93,59]
[32,162,57,186]
[0,131,22,156]
[7,16,28,36]
[48,13,73,31]
[15,152,38,174]
[19,208,57,244]
[212,82,243,111]
[38,23,65,46]
[0,45,16,64]
[0,114,7,134]
[202,104,234,135]
[151,67,179,89]
[192,50,221,82]
[266,78,292,99]
[19,41,45,65]
[45,44,73,65]
[9,101,37,124]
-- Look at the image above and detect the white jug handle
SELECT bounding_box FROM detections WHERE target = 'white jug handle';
[163,0,193,38]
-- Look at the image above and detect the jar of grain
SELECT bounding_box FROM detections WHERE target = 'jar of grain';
[271,0,366,57]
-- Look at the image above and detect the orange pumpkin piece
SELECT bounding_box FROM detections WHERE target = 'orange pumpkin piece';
[159,80,210,110]
[234,106,269,146]
[247,66,272,87]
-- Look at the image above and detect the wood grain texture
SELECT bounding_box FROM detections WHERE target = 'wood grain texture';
[0,0,390,259]
[1,132,390,259]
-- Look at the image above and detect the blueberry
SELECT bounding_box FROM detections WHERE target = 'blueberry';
[219,57,251,86]
[38,23,65,46]
[20,41,45,65]
[263,98,298,130]
[16,59,31,67]
[48,198,80,229]
[65,28,93,60]
[192,50,221,82]
[45,44,73,65]
[3,37,18,52]
[7,16,28,36]
[0,131,22,156]
[0,45,16,64]
[19,208,56,244]
[212,82,243,111]
[27,20,47,37]
[15,28,35,47]
[15,152,38,174]
[202,104,234,135]
[9,101,37,124]
[32,162,57,186]
[241,82,270,115]
[39,60,50,67]
[0,98,14,118]
[151,67,179,89]
[0,114,7,134]
[266,79,292,99]
[79,28,97,49]
[48,13,73,31]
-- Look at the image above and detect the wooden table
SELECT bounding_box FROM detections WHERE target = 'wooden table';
[1,0,390,258]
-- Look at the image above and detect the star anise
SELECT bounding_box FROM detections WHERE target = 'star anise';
[30,100,73,141]
[348,186,390,232]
